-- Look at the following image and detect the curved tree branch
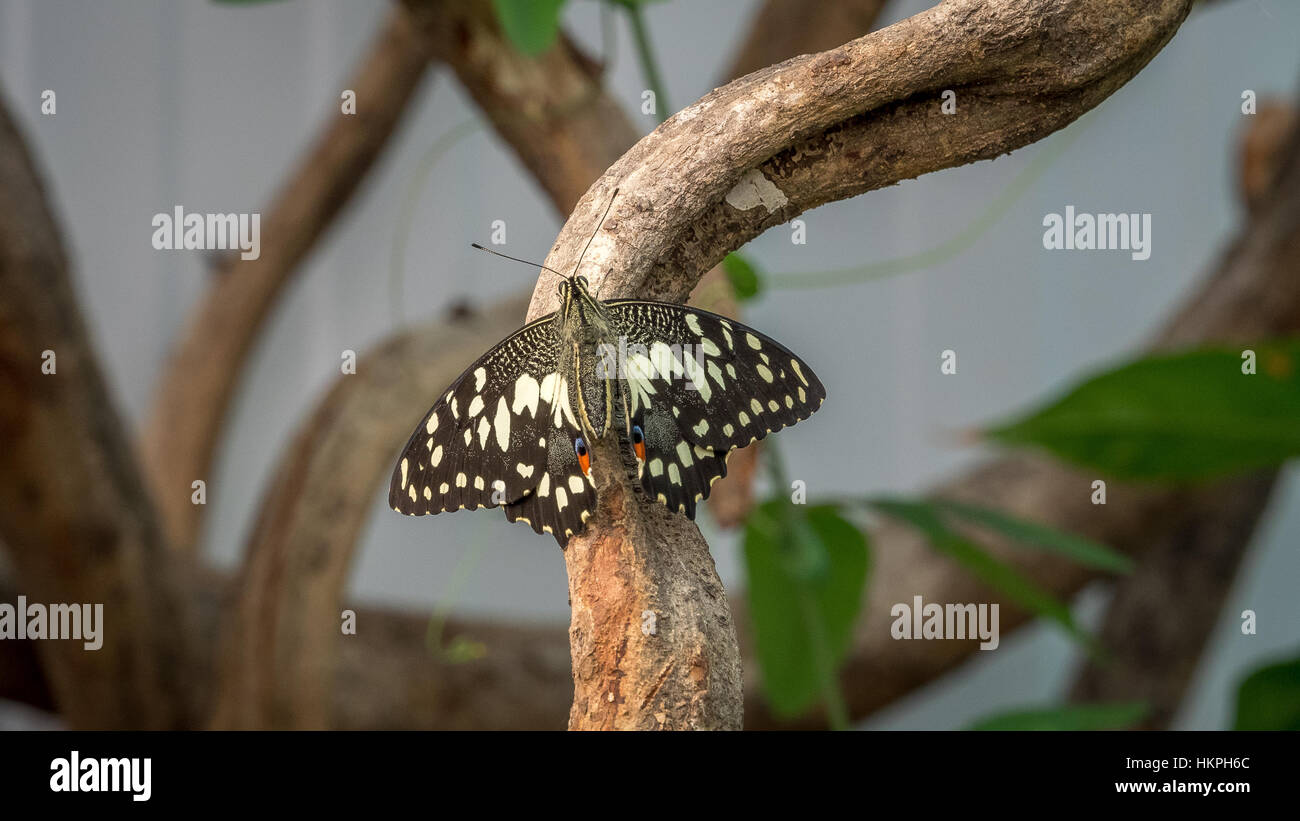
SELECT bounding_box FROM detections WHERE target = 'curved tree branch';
[528,0,1193,314]
[209,297,528,728]
[526,0,1193,729]
[140,6,432,553]
[0,97,197,729]
[400,0,640,214]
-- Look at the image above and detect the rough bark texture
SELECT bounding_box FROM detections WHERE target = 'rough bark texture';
[140,6,432,554]
[565,435,742,729]
[0,102,196,729]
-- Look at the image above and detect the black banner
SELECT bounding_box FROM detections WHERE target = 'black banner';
[0,730,1288,808]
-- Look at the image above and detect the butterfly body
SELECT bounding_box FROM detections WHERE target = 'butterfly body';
[390,274,825,547]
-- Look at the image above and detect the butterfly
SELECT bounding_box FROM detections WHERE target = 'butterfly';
[389,219,825,546]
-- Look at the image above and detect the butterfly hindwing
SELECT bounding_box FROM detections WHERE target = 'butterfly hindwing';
[606,300,825,516]
[502,433,597,546]
[631,389,730,518]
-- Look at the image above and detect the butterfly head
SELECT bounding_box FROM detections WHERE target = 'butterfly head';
[555,274,591,299]
[558,274,605,329]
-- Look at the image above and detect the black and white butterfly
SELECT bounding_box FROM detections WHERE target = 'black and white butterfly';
[390,263,825,547]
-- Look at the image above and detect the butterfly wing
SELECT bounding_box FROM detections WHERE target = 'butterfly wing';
[389,314,595,545]
[606,300,826,516]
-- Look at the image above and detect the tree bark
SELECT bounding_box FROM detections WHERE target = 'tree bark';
[565,436,742,729]
[0,100,197,729]
[400,0,640,215]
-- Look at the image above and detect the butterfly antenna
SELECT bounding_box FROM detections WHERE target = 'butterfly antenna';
[470,243,568,282]
[572,187,619,281]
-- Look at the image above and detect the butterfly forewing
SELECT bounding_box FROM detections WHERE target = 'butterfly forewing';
[388,316,595,543]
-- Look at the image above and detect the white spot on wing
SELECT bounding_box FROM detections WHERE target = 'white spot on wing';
[683,353,710,402]
[512,373,540,417]
[494,396,511,451]
[676,441,693,467]
[791,359,809,386]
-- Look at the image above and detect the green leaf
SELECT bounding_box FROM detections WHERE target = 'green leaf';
[931,499,1133,574]
[1233,653,1300,730]
[986,341,1300,480]
[491,0,567,56]
[968,702,1148,731]
[722,253,762,301]
[744,502,869,718]
[868,497,1095,649]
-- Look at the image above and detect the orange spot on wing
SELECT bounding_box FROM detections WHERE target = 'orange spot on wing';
[578,450,591,476]
[633,440,646,462]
